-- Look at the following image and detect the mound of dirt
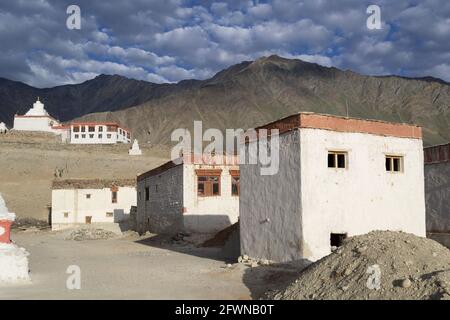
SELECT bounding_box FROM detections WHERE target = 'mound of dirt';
[269,231,450,300]
[65,228,118,241]
[202,222,239,247]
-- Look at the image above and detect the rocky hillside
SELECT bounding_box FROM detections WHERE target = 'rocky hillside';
[0,75,199,126]
[1,55,449,146]
[77,56,450,147]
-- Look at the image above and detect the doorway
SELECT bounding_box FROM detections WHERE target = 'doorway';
[85,216,92,224]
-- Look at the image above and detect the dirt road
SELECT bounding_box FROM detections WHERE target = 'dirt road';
[1,230,255,299]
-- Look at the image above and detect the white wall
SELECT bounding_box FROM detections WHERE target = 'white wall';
[52,186,136,230]
[299,128,426,261]
[13,116,58,133]
[70,125,130,144]
[183,163,240,233]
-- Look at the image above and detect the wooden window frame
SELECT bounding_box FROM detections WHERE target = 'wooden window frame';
[196,169,222,197]
[328,151,348,169]
[385,155,404,173]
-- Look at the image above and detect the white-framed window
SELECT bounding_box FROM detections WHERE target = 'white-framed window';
[385,155,403,172]
[328,151,347,169]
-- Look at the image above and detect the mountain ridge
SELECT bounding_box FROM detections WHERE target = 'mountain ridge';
[1,55,449,146]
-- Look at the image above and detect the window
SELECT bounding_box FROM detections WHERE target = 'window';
[89,134,94,139]
[81,126,86,132]
[73,126,80,132]
[111,191,118,203]
[155,184,158,192]
[74,134,79,139]
[86,194,91,199]
[88,126,95,132]
[106,212,113,218]
[98,134,102,139]
[63,212,69,218]
[81,134,86,138]
[328,151,347,169]
[145,187,149,201]
[107,134,112,139]
[107,125,116,132]
[230,170,240,196]
[98,126,103,132]
[196,170,222,197]
[386,155,403,172]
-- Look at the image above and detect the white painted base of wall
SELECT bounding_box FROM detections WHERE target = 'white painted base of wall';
[0,243,30,283]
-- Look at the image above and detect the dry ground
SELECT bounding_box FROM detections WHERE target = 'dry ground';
[0,230,294,300]
[0,132,168,221]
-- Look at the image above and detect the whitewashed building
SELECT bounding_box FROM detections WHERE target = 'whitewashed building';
[69,122,131,144]
[51,179,136,231]
[240,112,426,263]
[424,143,450,248]
[136,154,240,234]
[13,98,62,134]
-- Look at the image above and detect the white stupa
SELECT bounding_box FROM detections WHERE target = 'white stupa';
[129,139,142,155]
[25,98,49,116]
[13,97,61,133]
[0,122,7,133]
[0,193,30,283]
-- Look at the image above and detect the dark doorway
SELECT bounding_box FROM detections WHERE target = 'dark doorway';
[330,233,347,248]
[85,216,92,224]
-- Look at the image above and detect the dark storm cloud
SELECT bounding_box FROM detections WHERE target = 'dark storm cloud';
[0,0,449,87]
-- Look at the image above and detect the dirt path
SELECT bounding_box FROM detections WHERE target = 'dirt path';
[0,231,255,300]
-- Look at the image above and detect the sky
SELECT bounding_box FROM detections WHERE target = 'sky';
[0,0,449,88]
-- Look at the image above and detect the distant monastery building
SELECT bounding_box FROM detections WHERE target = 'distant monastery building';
[12,98,131,144]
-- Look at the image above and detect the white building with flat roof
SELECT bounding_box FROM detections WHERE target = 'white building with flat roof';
[240,112,426,263]
[70,122,131,144]
[51,178,136,231]
[13,98,62,134]
[0,122,7,133]
[136,154,240,234]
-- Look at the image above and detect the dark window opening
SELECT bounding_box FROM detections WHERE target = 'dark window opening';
[231,176,240,196]
[88,126,95,132]
[145,187,149,201]
[330,233,347,248]
[386,156,403,172]
[328,152,347,169]
[111,191,118,203]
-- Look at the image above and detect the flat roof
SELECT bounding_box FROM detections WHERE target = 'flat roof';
[254,112,422,139]
[52,178,136,190]
[424,143,450,164]
[137,153,239,181]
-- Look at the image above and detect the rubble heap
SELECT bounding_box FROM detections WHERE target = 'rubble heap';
[269,231,450,300]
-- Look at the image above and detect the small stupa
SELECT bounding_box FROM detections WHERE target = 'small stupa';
[0,193,30,283]
[0,122,7,133]
[129,139,142,155]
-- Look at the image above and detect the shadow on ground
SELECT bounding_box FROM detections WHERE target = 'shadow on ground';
[134,233,227,261]
[242,260,312,299]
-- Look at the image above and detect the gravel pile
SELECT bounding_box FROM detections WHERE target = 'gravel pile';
[65,228,117,241]
[269,231,450,300]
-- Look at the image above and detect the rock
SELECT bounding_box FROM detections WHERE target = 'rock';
[260,259,270,266]
[251,261,258,268]
[400,279,412,288]
[243,254,249,260]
